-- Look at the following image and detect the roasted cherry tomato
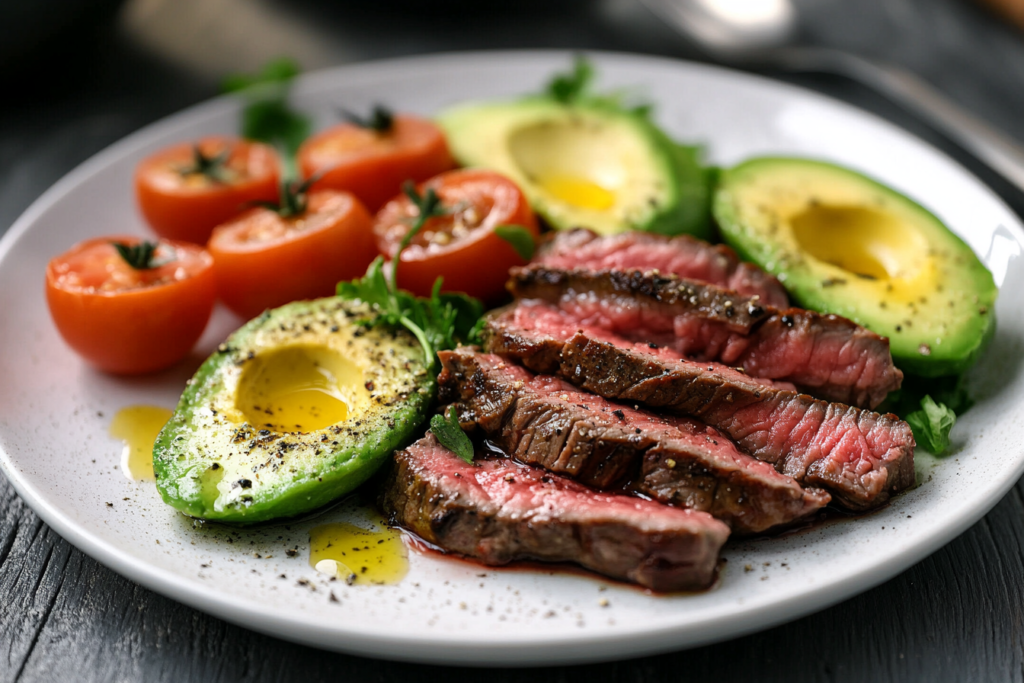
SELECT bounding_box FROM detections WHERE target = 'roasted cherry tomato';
[207,189,378,320]
[298,114,455,212]
[135,137,281,244]
[45,236,216,375]
[373,169,539,302]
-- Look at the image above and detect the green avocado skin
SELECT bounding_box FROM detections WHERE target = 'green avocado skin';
[714,157,997,377]
[437,97,713,240]
[153,299,433,524]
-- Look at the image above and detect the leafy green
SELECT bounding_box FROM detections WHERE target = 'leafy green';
[341,105,394,133]
[223,57,311,179]
[546,55,595,104]
[906,395,957,455]
[880,373,973,456]
[543,55,652,117]
[494,225,536,260]
[336,184,483,367]
[430,406,475,463]
[112,241,161,270]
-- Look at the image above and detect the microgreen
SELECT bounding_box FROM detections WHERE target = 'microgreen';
[179,145,233,183]
[223,57,311,180]
[336,184,483,367]
[112,241,163,270]
[340,105,395,133]
[430,406,475,463]
[493,225,536,261]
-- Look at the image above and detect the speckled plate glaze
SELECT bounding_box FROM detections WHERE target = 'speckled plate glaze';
[1,51,1023,666]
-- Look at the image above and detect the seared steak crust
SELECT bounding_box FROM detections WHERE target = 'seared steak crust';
[510,266,902,409]
[382,434,730,591]
[535,228,790,309]
[483,305,916,510]
[437,349,830,534]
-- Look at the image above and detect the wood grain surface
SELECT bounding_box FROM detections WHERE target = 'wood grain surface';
[2,0,1024,680]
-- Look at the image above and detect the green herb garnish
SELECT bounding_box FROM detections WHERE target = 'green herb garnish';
[493,225,536,261]
[906,395,957,455]
[337,183,483,367]
[880,373,973,456]
[546,54,595,104]
[112,241,162,270]
[179,145,233,183]
[223,57,311,180]
[430,405,475,463]
[341,105,394,133]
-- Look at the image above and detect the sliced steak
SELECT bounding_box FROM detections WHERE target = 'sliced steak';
[536,228,790,308]
[510,266,902,409]
[483,304,916,510]
[437,348,830,534]
[382,433,730,591]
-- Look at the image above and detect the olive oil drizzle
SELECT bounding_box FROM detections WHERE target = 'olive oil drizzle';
[309,515,409,586]
[109,405,173,481]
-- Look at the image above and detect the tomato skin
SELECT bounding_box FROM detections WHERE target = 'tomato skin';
[298,114,455,212]
[207,190,378,320]
[135,137,281,244]
[45,236,216,375]
[373,169,539,302]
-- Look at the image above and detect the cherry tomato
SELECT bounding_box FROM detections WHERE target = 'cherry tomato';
[298,114,455,212]
[373,169,539,302]
[45,236,216,375]
[207,190,378,320]
[135,137,281,244]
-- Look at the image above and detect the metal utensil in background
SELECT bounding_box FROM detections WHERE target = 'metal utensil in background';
[640,0,1024,194]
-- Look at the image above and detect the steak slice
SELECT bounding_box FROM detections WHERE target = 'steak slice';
[483,304,916,510]
[382,433,730,591]
[437,348,830,534]
[510,266,903,409]
[535,228,790,309]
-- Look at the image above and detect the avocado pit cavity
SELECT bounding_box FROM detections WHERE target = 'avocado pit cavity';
[791,204,928,281]
[237,345,369,433]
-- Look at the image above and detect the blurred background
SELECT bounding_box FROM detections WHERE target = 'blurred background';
[3,0,1024,238]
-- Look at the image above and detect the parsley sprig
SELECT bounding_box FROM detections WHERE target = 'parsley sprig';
[223,57,312,181]
[543,55,652,117]
[337,183,483,367]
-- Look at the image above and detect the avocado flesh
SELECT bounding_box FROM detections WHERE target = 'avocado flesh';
[714,157,997,377]
[154,298,433,523]
[437,98,713,239]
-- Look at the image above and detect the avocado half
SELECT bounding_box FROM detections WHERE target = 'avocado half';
[154,298,433,523]
[437,98,713,239]
[714,157,997,376]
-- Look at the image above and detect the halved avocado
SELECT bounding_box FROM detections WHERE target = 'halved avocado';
[714,157,997,376]
[437,98,713,239]
[154,298,433,523]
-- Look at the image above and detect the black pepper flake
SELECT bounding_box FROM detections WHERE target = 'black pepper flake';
[781,315,794,328]
[612,409,625,420]
[234,479,253,489]
[647,342,659,349]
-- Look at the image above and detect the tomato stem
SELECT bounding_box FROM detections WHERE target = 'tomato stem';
[389,183,446,293]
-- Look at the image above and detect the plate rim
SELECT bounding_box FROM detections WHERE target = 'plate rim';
[2,48,1023,666]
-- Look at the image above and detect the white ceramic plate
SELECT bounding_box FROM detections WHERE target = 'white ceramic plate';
[1,51,1022,666]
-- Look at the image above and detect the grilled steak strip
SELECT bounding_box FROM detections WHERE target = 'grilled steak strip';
[510,266,902,409]
[437,349,830,534]
[382,433,730,591]
[483,304,916,510]
[535,228,790,309]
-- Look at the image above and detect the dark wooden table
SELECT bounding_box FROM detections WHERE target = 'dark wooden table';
[3,0,1024,680]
